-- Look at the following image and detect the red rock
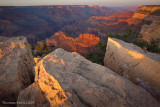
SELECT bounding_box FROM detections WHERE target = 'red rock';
[89,11,134,24]
[46,32,100,56]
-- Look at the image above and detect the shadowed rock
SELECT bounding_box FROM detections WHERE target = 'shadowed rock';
[17,83,50,107]
[0,36,35,102]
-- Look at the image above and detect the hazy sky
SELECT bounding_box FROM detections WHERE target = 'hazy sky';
[0,0,160,7]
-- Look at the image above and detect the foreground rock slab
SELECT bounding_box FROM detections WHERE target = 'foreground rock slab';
[104,37,160,101]
[0,37,35,102]
[18,48,159,107]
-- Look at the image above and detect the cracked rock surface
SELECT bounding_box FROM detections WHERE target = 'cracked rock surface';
[18,48,159,107]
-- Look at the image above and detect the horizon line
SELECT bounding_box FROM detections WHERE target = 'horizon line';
[0,4,146,7]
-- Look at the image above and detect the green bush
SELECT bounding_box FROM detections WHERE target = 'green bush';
[29,41,54,57]
[146,38,160,53]
[133,38,149,49]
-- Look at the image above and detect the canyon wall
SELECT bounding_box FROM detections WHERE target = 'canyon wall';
[18,48,159,107]
[131,5,160,24]
[46,32,100,56]
[104,37,160,101]
[140,20,160,42]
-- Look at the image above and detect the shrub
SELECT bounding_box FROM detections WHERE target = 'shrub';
[146,38,160,53]
[29,41,54,57]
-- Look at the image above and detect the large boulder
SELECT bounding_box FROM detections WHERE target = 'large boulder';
[0,36,35,102]
[104,37,160,101]
[18,48,159,107]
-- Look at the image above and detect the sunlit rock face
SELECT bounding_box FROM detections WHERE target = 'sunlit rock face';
[0,37,35,102]
[131,5,160,24]
[140,20,160,42]
[87,11,135,33]
[46,32,100,56]
[104,38,160,101]
[18,48,159,107]
[89,11,134,25]
[34,57,41,64]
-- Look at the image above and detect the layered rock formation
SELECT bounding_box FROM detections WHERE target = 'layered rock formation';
[88,5,159,34]
[0,37,35,102]
[46,32,100,56]
[18,48,159,107]
[84,11,135,33]
[140,20,160,42]
[104,38,160,101]
[89,11,134,23]
[130,5,160,24]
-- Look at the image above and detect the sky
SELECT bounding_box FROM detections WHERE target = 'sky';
[0,0,160,7]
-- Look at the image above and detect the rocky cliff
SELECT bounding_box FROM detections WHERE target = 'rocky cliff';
[140,19,160,42]
[46,32,100,56]
[17,48,160,107]
[0,37,35,102]
[130,5,160,24]
[89,11,134,23]
[104,38,160,101]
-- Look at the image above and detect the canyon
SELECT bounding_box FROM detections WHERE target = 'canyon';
[0,5,159,44]
[47,5,160,55]
[0,5,139,43]
[0,5,134,43]
[0,4,160,107]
